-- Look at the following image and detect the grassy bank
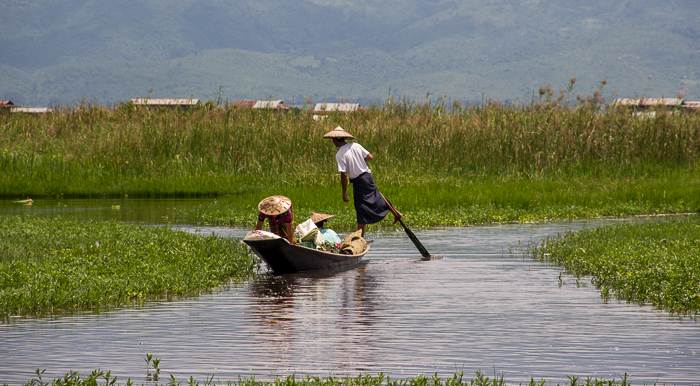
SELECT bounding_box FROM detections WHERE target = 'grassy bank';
[2,100,698,226]
[0,215,259,318]
[173,171,700,230]
[13,366,638,386]
[530,216,700,316]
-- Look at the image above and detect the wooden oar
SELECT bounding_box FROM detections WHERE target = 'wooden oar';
[381,195,434,260]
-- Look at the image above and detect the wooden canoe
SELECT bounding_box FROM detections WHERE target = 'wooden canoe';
[243,238,373,274]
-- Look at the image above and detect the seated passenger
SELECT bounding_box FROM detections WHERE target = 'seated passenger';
[255,195,294,243]
[310,213,341,244]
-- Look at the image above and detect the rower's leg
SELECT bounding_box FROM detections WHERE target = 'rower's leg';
[357,223,366,238]
[381,195,403,224]
[391,208,403,224]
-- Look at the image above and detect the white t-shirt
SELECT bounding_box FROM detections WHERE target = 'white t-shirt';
[335,142,371,179]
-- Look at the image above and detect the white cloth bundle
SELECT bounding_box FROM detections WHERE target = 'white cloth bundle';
[295,219,325,246]
[243,230,281,240]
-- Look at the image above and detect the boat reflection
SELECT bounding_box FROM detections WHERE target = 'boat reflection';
[247,262,383,373]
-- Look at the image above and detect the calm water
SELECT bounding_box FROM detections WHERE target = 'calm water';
[0,197,207,223]
[1,200,699,385]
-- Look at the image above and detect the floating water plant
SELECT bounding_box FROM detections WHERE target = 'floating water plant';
[11,365,639,386]
[531,216,700,317]
[0,215,260,318]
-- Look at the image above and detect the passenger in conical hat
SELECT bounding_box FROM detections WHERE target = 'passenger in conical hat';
[255,195,294,243]
[322,126,402,237]
[310,212,341,244]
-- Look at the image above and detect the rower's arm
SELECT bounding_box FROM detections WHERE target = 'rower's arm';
[340,172,349,202]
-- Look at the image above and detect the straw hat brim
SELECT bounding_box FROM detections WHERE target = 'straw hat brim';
[322,126,355,140]
[258,195,292,216]
[310,212,334,224]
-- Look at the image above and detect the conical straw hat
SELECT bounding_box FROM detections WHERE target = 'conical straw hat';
[322,126,355,140]
[310,212,334,224]
[258,195,292,216]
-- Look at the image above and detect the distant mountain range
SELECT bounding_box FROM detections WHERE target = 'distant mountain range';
[1,0,699,107]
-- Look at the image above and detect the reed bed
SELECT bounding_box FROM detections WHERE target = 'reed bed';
[2,100,699,196]
[530,216,700,316]
[0,215,259,318]
[2,99,699,226]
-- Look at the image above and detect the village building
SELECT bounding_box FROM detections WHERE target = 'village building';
[132,98,200,110]
[612,98,687,117]
[2,101,52,114]
[613,98,684,109]
[310,102,361,120]
[233,100,292,110]
[311,102,360,113]
[683,101,700,110]
[11,107,52,114]
[0,100,16,111]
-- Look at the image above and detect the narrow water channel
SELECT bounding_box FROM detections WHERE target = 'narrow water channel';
[1,200,698,385]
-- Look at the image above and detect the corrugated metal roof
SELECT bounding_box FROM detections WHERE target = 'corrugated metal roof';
[12,107,51,113]
[235,100,291,110]
[132,98,199,105]
[683,101,700,109]
[614,98,683,107]
[253,100,290,109]
[312,103,360,113]
[234,100,257,108]
[0,100,16,107]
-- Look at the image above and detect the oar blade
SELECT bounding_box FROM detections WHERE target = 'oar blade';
[381,194,434,259]
[399,219,431,259]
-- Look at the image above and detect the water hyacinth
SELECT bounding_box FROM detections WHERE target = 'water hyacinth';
[0,215,259,318]
[16,366,638,386]
[530,216,700,316]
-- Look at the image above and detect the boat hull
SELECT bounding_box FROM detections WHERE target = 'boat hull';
[243,238,371,274]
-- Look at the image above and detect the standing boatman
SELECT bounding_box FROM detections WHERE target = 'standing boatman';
[323,126,402,237]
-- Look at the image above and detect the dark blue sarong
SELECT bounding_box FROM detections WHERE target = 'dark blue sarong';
[349,172,390,225]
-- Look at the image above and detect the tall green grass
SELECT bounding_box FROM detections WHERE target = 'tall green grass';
[1,99,699,225]
[2,100,699,195]
[174,173,700,230]
[0,215,259,318]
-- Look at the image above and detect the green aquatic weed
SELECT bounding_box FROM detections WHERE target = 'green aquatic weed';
[0,216,259,318]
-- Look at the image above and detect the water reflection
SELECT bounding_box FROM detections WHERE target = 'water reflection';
[250,274,297,369]
[248,264,382,373]
[0,198,210,224]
